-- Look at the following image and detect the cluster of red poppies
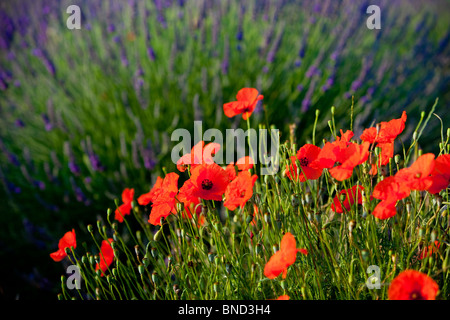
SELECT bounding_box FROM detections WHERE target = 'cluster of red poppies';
[50,88,447,300]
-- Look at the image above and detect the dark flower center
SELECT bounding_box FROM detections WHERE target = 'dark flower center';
[299,157,309,167]
[201,179,213,190]
[409,290,425,300]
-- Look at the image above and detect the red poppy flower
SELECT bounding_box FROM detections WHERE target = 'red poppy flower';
[95,238,115,277]
[419,241,441,260]
[328,141,370,181]
[427,154,450,194]
[148,172,179,226]
[226,156,255,181]
[331,185,364,213]
[371,176,410,220]
[115,188,134,223]
[360,111,407,144]
[178,179,203,220]
[275,295,290,300]
[189,163,229,201]
[361,112,407,174]
[50,229,76,262]
[223,88,264,120]
[137,176,163,206]
[285,144,323,182]
[264,232,307,279]
[395,153,435,191]
[176,141,221,172]
[224,171,258,211]
[388,270,439,300]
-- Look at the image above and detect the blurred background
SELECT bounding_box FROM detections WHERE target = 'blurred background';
[0,0,449,299]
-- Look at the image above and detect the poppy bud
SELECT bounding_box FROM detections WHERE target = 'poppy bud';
[112,223,118,231]
[361,249,369,262]
[151,247,158,259]
[280,280,286,290]
[112,268,117,277]
[412,131,418,141]
[264,213,270,223]
[431,230,437,242]
[315,109,320,117]
[349,220,356,233]
[87,224,94,233]
[154,229,163,241]
[331,106,335,116]
[394,154,401,164]
[208,252,215,263]
[151,272,158,284]
[406,201,412,214]
[107,208,112,220]
[96,220,102,232]
[138,264,145,275]
[391,254,397,265]
[418,227,424,238]
[272,244,279,254]
[213,282,219,293]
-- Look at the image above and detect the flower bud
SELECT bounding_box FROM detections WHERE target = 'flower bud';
[291,193,300,208]
[151,272,158,284]
[87,224,94,233]
[349,220,356,233]
[264,213,270,223]
[272,244,279,254]
[431,230,437,242]
[138,264,145,275]
[208,252,215,263]
[154,229,163,241]
[213,282,219,293]
[151,247,158,259]
[361,249,369,262]
[394,154,401,164]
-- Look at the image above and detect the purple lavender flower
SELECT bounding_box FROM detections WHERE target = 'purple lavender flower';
[68,161,80,176]
[42,113,53,131]
[147,46,156,61]
[15,119,25,127]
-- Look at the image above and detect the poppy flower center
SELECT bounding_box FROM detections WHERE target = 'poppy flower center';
[409,290,425,300]
[201,179,213,190]
[299,157,309,167]
[415,173,422,179]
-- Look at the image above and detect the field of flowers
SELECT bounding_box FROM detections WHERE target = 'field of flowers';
[0,0,449,301]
